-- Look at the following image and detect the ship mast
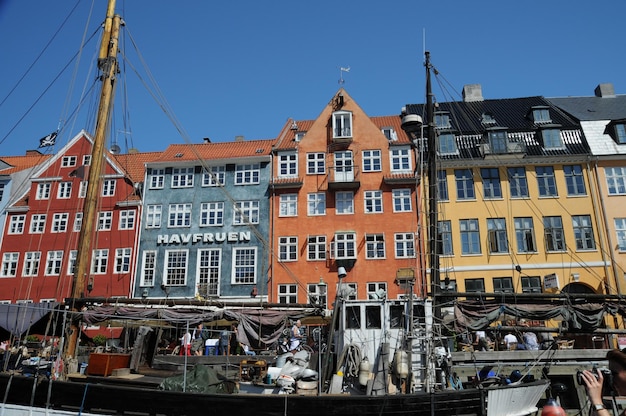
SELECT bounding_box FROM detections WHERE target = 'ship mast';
[66,0,120,357]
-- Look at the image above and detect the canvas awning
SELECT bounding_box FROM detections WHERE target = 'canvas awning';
[0,302,59,336]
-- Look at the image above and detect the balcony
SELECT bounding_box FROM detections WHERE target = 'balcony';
[383,172,419,186]
[480,141,526,158]
[327,165,360,191]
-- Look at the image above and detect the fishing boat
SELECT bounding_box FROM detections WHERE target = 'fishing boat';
[0,1,552,415]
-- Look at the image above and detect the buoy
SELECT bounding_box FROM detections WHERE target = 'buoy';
[359,357,372,386]
[394,350,409,379]
[540,398,566,416]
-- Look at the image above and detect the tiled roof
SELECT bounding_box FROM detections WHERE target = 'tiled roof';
[548,95,626,121]
[273,119,315,150]
[370,116,413,144]
[0,153,52,175]
[153,139,276,163]
[113,151,161,182]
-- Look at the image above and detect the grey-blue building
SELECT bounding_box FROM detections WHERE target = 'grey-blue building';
[133,139,274,302]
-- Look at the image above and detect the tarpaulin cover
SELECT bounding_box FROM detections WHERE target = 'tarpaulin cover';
[159,364,236,393]
[0,302,59,336]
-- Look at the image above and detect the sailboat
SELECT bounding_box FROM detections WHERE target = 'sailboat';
[0,1,551,415]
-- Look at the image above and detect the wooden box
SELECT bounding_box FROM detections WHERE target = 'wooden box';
[87,352,131,376]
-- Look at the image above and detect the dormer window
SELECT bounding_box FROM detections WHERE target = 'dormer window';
[435,112,452,129]
[540,128,563,149]
[487,129,508,154]
[531,107,552,124]
[605,120,626,144]
[295,132,306,142]
[481,113,497,125]
[332,111,352,139]
[382,127,397,141]
[438,133,458,155]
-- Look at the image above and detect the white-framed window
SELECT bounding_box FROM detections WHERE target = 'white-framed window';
[164,249,188,286]
[168,203,192,228]
[336,191,354,215]
[278,284,297,304]
[61,156,77,167]
[392,189,412,212]
[114,248,132,273]
[45,251,63,276]
[102,179,116,196]
[146,205,162,228]
[57,182,72,199]
[615,218,626,252]
[362,150,382,172]
[487,218,508,253]
[295,131,306,142]
[171,167,194,188]
[235,163,260,185]
[8,215,26,234]
[67,251,77,275]
[36,183,51,200]
[382,127,397,141]
[564,165,586,196]
[1,253,19,277]
[234,200,259,225]
[332,111,352,138]
[514,217,536,253]
[364,190,383,213]
[232,247,257,284]
[536,166,558,197]
[390,146,412,172]
[544,216,565,252]
[606,167,626,195]
[279,194,298,217]
[438,133,458,155]
[367,282,387,299]
[307,153,326,174]
[331,233,356,259]
[202,166,225,186]
[140,251,157,286]
[460,219,481,255]
[118,210,136,230]
[541,128,563,149]
[366,234,385,259]
[51,213,69,233]
[308,282,327,307]
[307,235,326,261]
[572,215,596,251]
[22,252,41,276]
[30,214,46,234]
[83,155,91,166]
[98,211,113,230]
[278,152,298,177]
[73,213,83,232]
[532,107,551,123]
[91,249,108,274]
[394,233,415,258]
[197,248,221,297]
[149,169,165,189]
[279,236,298,262]
[79,181,88,198]
[200,202,224,226]
[307,192,326,216]
[455,169,476,200]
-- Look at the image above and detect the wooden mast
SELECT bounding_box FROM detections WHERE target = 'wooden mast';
[66,0,120,358]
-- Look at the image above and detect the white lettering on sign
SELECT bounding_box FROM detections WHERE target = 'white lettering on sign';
[156,231,251,245]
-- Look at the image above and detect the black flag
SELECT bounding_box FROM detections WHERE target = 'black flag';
[38,132,57,148]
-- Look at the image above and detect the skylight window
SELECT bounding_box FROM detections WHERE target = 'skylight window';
[531,107,552,124]
[434,112,451,129]
[481,113,497,125]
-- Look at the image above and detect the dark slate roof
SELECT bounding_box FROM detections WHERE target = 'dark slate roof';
[404,96,589,160]
[547,95,626,121]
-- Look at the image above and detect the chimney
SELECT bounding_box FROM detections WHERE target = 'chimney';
[463,84,483,102]
[594,83,615,98]
[235,135,244,142]
[203,137,211,143]
[25,150,43,156]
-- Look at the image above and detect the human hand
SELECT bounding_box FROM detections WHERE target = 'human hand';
[581,369,604,406]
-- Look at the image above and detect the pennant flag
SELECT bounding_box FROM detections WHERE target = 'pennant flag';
[69,165,85,179]
[38,132,57,148]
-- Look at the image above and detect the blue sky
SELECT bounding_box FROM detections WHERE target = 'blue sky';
[1,0,624,157]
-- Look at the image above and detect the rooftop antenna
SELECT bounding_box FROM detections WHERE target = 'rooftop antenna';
[339,66,350,85]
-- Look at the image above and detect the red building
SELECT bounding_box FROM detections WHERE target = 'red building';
[0,130,156,303]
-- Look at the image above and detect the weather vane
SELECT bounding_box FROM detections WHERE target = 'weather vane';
[339,66,350,85]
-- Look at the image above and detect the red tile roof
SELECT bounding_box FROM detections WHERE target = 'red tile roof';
[154,139,276,162]
[112,151,161,182]
[0,153,52,175]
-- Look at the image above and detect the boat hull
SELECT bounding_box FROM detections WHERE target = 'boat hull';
[0,373,547,416]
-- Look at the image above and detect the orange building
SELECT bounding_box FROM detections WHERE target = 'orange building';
[269,89,424,305]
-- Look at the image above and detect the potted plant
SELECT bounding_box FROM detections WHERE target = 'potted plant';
[93,334,107,347]
[25,334,41,350]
